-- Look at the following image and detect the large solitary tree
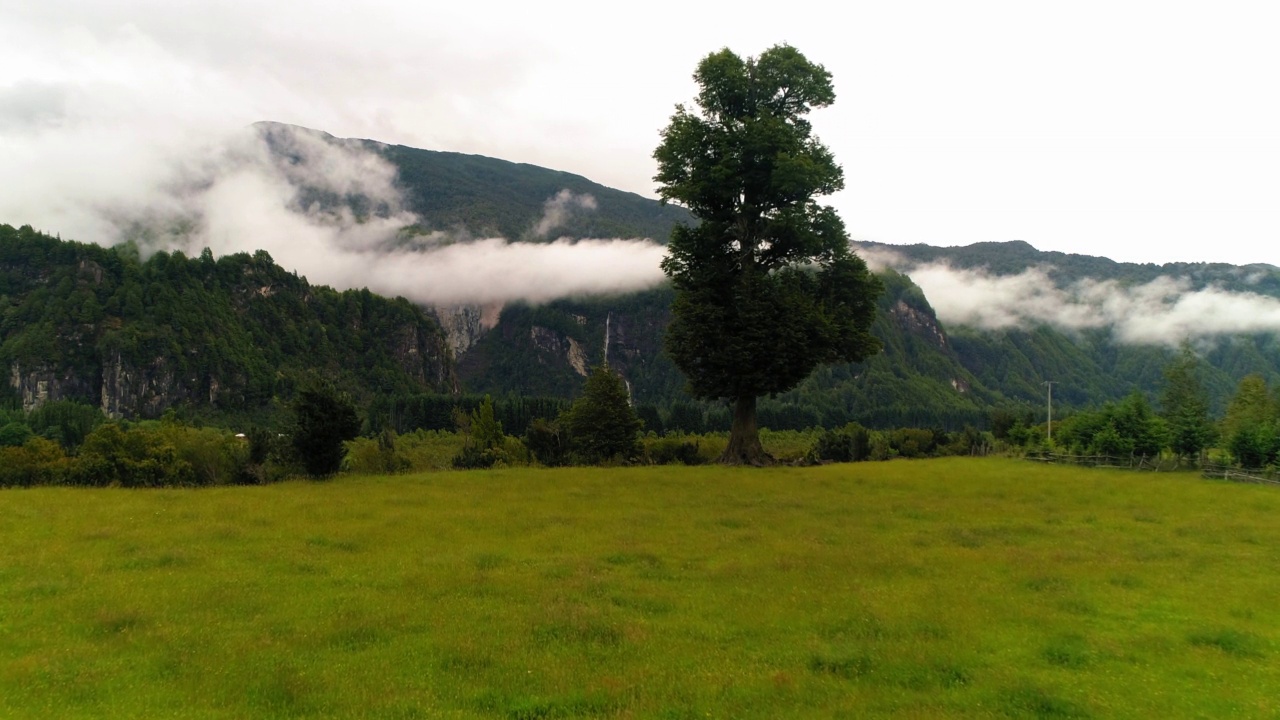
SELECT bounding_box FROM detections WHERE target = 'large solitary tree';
[654,45,883,464]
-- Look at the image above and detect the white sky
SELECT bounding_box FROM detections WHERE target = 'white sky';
[2,0,1279,266]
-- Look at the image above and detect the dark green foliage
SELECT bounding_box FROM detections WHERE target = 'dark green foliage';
[655,45,883,463]
[469,396,504,451]
[1161,345,1217,458]
[0,421,32,447]
[562,366,642,464]
[452,396,507,469]
[1228,424,1277,468]
[26,400,103,451]
[69,423,195,488]
[523,418,569,467]
[369,393,568,436]
[1056,392,1168,457]
[811,423,871,463]
[1221,374,1274,443]
[291,379,361,478]
[0,437,67,486]
[1219,374,1279,467]
[635,404,663,435]
[370,130,692,242]
[644,437,703,465]
[247,427,272,465]
[0,417,286,487]
[0,224,453,424]
[889,428,938,459]
[451,444,498,470]
[665,402,706,434]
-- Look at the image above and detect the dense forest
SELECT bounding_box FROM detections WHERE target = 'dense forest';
[0,223,454,425]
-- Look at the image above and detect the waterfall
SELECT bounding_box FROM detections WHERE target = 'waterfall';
[604,312,611,366]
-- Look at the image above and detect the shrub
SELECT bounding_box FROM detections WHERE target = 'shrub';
[0,437,69,487]
[645,437,703,465]
[810,423,872,463]
[524,418,570,467]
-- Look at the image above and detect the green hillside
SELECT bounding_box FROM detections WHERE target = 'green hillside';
[0,224,455,423]
[256,122,692,242]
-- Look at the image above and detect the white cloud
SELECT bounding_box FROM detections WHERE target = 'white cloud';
[532,189,597,239]
[880,257,1280,346]
[4,0,1280,268]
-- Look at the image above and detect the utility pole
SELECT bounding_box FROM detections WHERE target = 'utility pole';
[1043,381,1057,442]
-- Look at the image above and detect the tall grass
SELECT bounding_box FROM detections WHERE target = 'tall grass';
[1,458,1277,718]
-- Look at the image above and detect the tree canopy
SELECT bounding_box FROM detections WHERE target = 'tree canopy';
[654,45,883,463]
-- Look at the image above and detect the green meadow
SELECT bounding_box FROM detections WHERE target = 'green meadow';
[2,458,1278,719]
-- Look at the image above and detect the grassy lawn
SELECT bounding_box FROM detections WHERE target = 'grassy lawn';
[1,458,1278,718]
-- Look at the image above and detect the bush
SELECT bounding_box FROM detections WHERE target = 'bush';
[810,423,872,463]
[345,429,412,474]
[70,423,195,487]
[645,437,703,465]
[524,418,569,467]
[0,421,33,447]
[452,444,499,469]
[0,437,69,487]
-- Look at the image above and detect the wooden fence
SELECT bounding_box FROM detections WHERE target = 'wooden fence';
[1024,451,1280,486]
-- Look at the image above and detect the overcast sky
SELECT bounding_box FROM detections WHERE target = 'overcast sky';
[2,0,1278,266]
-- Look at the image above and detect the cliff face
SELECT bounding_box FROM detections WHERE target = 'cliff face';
[455,289,683,403]
[11,362,96,412]
[432,303,503,360]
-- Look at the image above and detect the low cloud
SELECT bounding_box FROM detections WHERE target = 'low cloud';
[2,114,667,306]
[532,189,597,238]
[864,250,1280,345]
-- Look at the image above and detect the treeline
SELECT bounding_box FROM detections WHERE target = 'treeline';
[999,345,1280,469]
[0,400,271,487]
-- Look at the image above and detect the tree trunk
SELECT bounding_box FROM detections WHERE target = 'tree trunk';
[719,395,773,465]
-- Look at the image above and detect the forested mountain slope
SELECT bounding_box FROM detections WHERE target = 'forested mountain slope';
[0,224,454,421]
[257,122,692,242]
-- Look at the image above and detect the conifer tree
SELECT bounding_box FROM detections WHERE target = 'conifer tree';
[563,365,642,464]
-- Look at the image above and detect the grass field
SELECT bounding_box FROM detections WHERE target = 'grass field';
[1,458,1278,718]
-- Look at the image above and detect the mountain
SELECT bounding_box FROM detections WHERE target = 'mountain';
[256,121,692,242]
[8,122,1280,432]
[857,239,1280,294]
[0,223,454,423]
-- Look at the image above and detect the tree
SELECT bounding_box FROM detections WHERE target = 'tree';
[654,45,883,464]
[291,378,361,478]
[1221,374,1277,468]
[1160,344,1216,459]
[453,395,507,469]
[562,365,642,464]
[1221,374,1274,443]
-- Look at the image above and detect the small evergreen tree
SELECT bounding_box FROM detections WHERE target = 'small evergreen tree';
[291,378,361,478]
[453,395,507,469]
[1160,344,1216,460]
[563,365,642,464]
